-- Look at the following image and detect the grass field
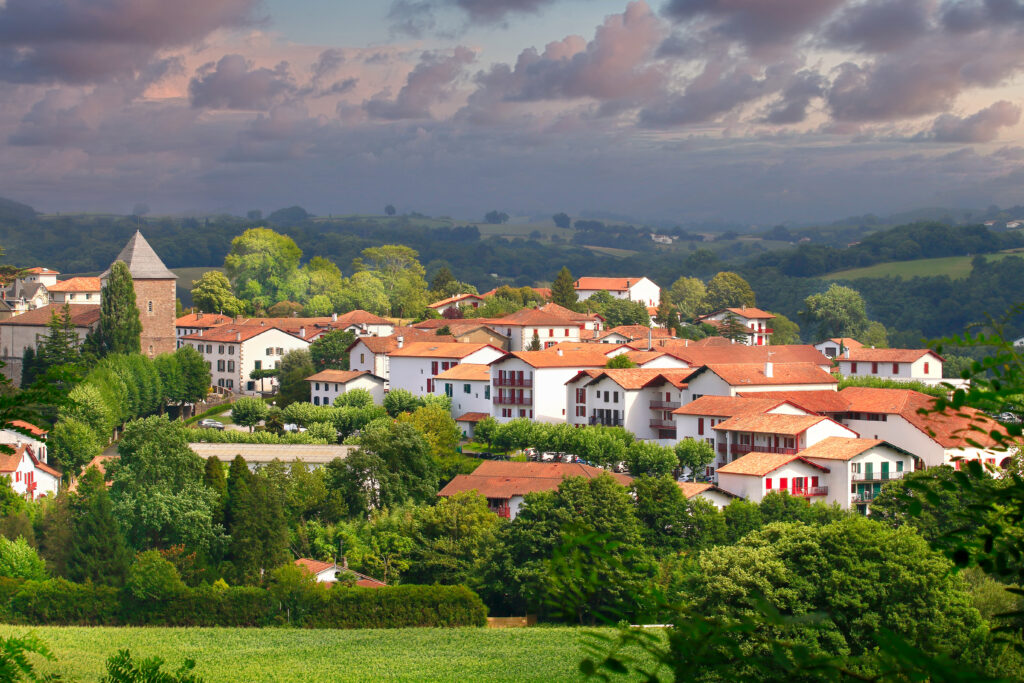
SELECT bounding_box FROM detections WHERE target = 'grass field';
[823,251,1024,281]
[0,625,666,682]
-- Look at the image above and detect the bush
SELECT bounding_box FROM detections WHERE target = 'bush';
[7,578,120,625]
[301,585,487,629]
[190,428,328,445]
[126,551,185,602]
[0,537,46,580]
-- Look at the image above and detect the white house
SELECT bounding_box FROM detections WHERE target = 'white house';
[434,363,492,419]
[347,328,454,383]
[0,304,100,381]
[0,420,49,464]
[486,308,584,351]
[294,558,386,587]
[0,443,61,499]
[836,348,943,385]
[489,350,609,423]
[46,277,102,305]
[574,276,661,308]
[677,482,740,509]
[306,369,386,406]
[797,437,917,512]
[564,368,695,440]
[388,342,504,397]
[593,325,675,345]
[536,303,605,332]
[711,412,859,476]
[427,293,486,315]
[814,338,863,359]
[716,452,831,504]
[181,324,309,394]
[696,308,775,346]
[685,362,838,398]
[175,312,236,342]
[438,460,632,519]
[2,267,58,314]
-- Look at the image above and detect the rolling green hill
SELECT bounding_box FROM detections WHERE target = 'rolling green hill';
[823,251,1024,281]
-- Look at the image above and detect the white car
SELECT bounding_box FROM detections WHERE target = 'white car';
[197,419,224,430]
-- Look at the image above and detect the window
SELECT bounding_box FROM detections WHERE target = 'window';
[613,391,619,403]
[427,379,434,393]
[227,380,234,389]
[892,363,899,374]
[315,382,320,391]
[697,418,704,435]
[765,478,772,489]
[217,360,225,371]
[360,354,365,364]
[218,345,225,354]
[576,406,585,417]
[445,383,453,397]
[485,385,490,399]
[266,347,272,355]
[148,300,153,313]
[519,409,526,417]
[575,388,586,403]
[464,383,471,394]
[228,346,235,355]
[313,396,320,405]
[896,461,904,472]
[603,391,609,401]
[851,361,858,372]
[206,344,212,354]
[564,329,569,336]
[811,476,819,488]
[431,361,438,375]
[871,362,878,374]
[549,329,554,337]
[227,361,235,372]
[255,360,262,370]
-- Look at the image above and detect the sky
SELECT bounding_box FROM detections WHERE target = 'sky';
[3,0,1024,225]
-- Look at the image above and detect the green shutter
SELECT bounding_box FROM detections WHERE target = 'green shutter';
[881,461,890,480]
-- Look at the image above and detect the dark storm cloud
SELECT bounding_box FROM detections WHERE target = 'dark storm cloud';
[364,47,475,120]
[388,0,557,35]
[760,70,825,124]
[0,0,259,84]
[823,0,932,52]
[662,0,846,46]
[189,55,297,110]
[942,0,1024,33]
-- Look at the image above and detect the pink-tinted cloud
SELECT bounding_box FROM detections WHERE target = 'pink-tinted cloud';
[190,55,296,110]
[663,0,846,46]
[364,47,475,120]
[925,101,1022,143]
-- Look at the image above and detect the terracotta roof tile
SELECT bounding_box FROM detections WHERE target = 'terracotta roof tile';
[536,302,603,322]
[47,277,101,292]
[435,363,490,381]
[717,452,830,477]
[493,350,610,369]
[699,307,775,320]
[182,324,302,343]
[455,412,490,423]
[175,313,235,329]
[673,395,785,417]
[438,461,631,498]
[353,330,456,354]
[795,437,887,461]
[491,308,584,326]
[584,368,696,391]
[825,338,863,349]
[712,413,828,435]
[597,325,674,341]
[628,341,830,367]
[9,420,46,436]
[677,482,740,499]
[295,558,335,575]
[0,304,99,327]
[704,363,837,386]
[428,293,484,309]
[389,341,497,359]
[305,370,376,383]
[737,390,849,414]
[574,276,652,291]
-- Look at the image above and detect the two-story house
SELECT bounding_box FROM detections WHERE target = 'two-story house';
[685,362,838,398]
[814,337,863,359]
[696,308,775,346]
[0,443,61,499]
[574,277,661,308]
[711,412,858,473]
[836,348,944,385]
[487,308,584,351]
[489,350,609,423]
[564,368,696,440]
[306,369,386,406]
[347,328,455,383]
[181,324,309,394]
[797,437,918,513]
[388,342,504,397]
[46,277,102,305]
[716,452,832,504]
[427,293,486,315]
[433,363,493,421]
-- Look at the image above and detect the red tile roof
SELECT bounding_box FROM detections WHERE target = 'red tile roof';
[352,330,456,354]
[182,324,303,343]
[737,390,849,414]
[304,370,376,383]
[0,444,60,478]
[574,277,651,291]
[492,350,610,369]
[824,338,863,349]
[455,412,490,423]
[795,437,889,461]
[629,341,830,367]
[294,559,387,587]
[699,307,775,320]
[436,363,490,381]
[9,420,46,436]
[840,348,943,363]
[175,313,235,329]
[0,304,99,327]
[712,413,829,436]
[428,293,485,309]
[597,325,674,341]
[491,308,583,326]
[702,363,837,386]
[717,452,830,477]
[24,267,59,275]
[536,303,603,322]
[389,342,498,359]
[584,368,696,391]
[438,461,631,499]
[673,395,787,417]
[47,277,101,292]
[677,482,740,499]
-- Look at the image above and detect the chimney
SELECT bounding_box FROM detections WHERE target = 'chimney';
[198,329,203,337]
[844,347,851,359]
[765,362,773,378]
[197,312,203,320]
[647,327,652,352]
[397,335,404,349]
[557,348,563,356]
[236,331,241,342]
[332,312,338,322]
[260,320,265,326]
[626,280,631,288]
[300,326,306,339]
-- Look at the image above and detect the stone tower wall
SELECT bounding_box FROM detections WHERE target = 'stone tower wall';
[134,278,177,357]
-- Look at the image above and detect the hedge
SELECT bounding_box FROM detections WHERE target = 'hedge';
[1,580,487,629]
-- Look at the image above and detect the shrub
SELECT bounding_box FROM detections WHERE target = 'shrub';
[301,585,487,629]
[0,537,46,581]
[7,578,120,625]
[126,551,185,602]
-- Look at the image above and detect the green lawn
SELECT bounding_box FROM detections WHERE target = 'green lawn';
[823,251,1024,281]
[0,625,664,682]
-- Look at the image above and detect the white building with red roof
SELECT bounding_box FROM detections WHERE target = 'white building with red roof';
[677,481,740,509]
[0,442,61,499]
[427,293,486,315]
[716,451,831,504]
[306,369,386,406]
[388,342,504,397]
[0,420,49,465]
[564,368,696,440]
[487,307,585,351]
[685,362,838,397]
[814,337,863,359]
[711,412,858,475]
[181,323,308,394]
[433,363,492,419]
[438,460,631,519]
[836,348,944,384]
[46,277,102,305]
[796,437,917,512]
[696,308,776,346]
[489,349,610,423]
[346,328,455,383]
[0,304,100,380]
[294,558,386,587]
[574,276,660,308]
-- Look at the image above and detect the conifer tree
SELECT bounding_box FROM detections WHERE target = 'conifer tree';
[551,266,577,309]
[39,303,81,369]
[86,261,142,358]
[227,464,288,584]
[204,457,228,528]
[528,331,541,351]
[19,347,38,387]
[67,467,131,586]
[719,312,751,343]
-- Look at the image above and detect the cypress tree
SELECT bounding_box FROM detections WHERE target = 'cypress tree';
[88,261,142,358]
[19,347,38,387]
[204,457,228,528]
[551,266,577,309]
[225,455,251,531]
[67,467,131,586]
[39,303,81,369]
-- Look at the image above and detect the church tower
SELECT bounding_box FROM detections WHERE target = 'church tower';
[101,231,177,357]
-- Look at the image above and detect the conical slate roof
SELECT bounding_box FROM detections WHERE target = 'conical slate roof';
[101,230,177,280]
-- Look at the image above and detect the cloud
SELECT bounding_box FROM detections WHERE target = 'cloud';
[759,70,825,124]
[925,101,1022,143]
[662,0,846,46]
[364,47,475,120]
[189,55,296,110]
[823,0,932,52]
[0,0,258,84]
[388,0,557,35]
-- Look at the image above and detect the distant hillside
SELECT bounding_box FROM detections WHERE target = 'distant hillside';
[0,196,37,223]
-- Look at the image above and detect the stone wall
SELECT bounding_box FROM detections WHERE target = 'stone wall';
[134,278,177,357]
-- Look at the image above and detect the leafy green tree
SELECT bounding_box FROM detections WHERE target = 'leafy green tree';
[551,266,577,309]
[358,420,439,505]
[324,451,401,519]
[759,490,811,524]
[175,346,210,411]
[406,491,505,588]
[60,383,115,445]
[768,311,800,345]
[190,271,245,316]
[101,648,201,683]
[302,294,332,317]
[19,347,39,387]
[310,329,355,372]
[474,416,498,447]
[154,353,184,408]
[397,403,460,457]
[228,469,289,584]
[0,633,57,682]
[356,245,428,317]
[630,475,690,552]
[484,210,509,224]
[203,457,227,528]
[654,293,675,328]
[802,283,869,340]
[669,276,706,320]
[702,271,755,313]
[86,261,142,358]
[334,388,373,408]
[337,271,390,315]
[383,388,420,417]
[600,298,651,328]
[67,466,131,586]
[723,498,763,542]
[231,397,268,431]
[0,536,46,580]
[126,550,185,601]
[49,417,102,474]
[429,266,456,295]
[685,497,729,549]
[674,438,715,480]
[224,228,302,308]
[605,354,637,369]
[624,441,676,477]
[385,204,396,216]
[862,319,888,348]
[553,213,571,229]
[276,349,315,406]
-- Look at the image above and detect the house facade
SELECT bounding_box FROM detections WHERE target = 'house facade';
[306,370,386,406]
[46,277,102,305]
[716,452,831,504]
[388,342,504,397]
[574,276,661,308]
[836,349,943,384]
[181,324,309,394]
[0,443,61,499]
[697,308,775,346]
[565,368,695,440]
[797,437,917,512]
[433,364,492,418]
[489,350,609,423]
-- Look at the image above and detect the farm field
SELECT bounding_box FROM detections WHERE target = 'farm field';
[0,625,667,682]
[823,251,1024,281]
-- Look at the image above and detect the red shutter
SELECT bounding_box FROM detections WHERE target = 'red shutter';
[431,361,438,375]
[697,418,704,435]
[892,363,899,374]
[765,478,772,489]
[811,476,819,487]
[851,362,858,372]
[871,362,878,373]
[924,362,929,374]
[779,477,788,489]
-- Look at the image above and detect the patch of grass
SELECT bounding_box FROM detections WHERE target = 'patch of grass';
[582,245,639,258]
[0,625,665,682]
[823,252,1024,281]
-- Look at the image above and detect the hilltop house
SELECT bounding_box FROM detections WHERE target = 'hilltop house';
[574,276,661,308]
[696,308,775,346]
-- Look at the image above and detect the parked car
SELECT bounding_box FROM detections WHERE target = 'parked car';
[283,423,307,433]
[197,419,224,430]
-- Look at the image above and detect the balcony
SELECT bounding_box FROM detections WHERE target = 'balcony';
[494,376,532,388]
[852,470,905,482]
[791,486,828,497]
[589,415,623,427]
[649,400,681,410]
[493,394,530,406]
[851,492,876,504]
[731,444,797,456]
[650,418,676,430]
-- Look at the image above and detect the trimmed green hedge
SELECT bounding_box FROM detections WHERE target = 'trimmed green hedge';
[0,579,486,629]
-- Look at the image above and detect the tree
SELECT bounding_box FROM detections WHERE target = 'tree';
[527,331,541,351]
[49,417,102,474]
[231,396,269,431]
[702,271,755,313]
[357,245,429,317]
[769,311,800,345]
[19,347,39,387]
[429,266,456,295]
[338,271,390,315]
[397,404,460,458]
[474,416,498,446]
[0,536,46,580]
[203,456,228,528]
[309,329,355,372]
[654,293,675,328]
[484,210,509,224]
[862,320,888,348]
[723,498,763,542]
[717,312,750,343]
[87,261,142,358]
[175,346,210,411]
[126,550,184,601]
[277,349,315,406]
[624,441,676,477]
[247,209,262,220]
[334,388,373,408]
[101,648,201,683]
[553,213,571,229]
[324,451,401,518]
[223,228,302,308]
[630,475,690,551]
[357,420,439,505]
[190,271,245,316]
[669,276,706,321]
[674,438,715,480]
[605,354,637,369]
[550,266,577,309]
[383,388,420,417]
[229,470,289,584]
[38,303,81,371]
[385,204,396,216]
[802,283,868,340]
[66,466,131,586]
